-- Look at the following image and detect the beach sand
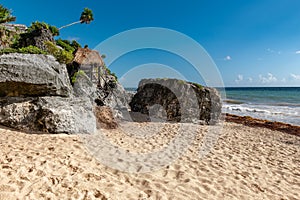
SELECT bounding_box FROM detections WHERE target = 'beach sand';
[0,122,299,200]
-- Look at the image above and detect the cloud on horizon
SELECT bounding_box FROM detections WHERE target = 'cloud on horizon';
[235,74,243,83]
[291,73,300,80]
[259,73,277,84]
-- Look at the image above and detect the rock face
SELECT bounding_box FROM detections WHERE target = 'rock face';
[0,97,96,134]
[70,47,131,119]
[129,79,222,124]
[96,74,131,119]
[73,72,97,103]
[0,53,71,97]
[0,53,96,134]
[17,28,55,51]
[0,24,27,50]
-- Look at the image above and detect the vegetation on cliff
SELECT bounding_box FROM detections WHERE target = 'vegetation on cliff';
[0,4,118,84]
[44,41,74,64]
[0,5,91,65]
[0,5,17,48]
[0,5,16,24]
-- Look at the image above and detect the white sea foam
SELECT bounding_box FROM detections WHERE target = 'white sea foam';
[223,103,300,125]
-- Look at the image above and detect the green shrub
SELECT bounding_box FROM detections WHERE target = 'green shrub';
[48,25,59,36]
[0,46,46,55]
[56,39,75,53]
[18,45,47,54]
[104,64,118,81]
[55,39,82,54]
[44,41,74,64]
[0,47,17,54]
[28,21,59,36]
[71,40,82,49]
[192,82,203,89]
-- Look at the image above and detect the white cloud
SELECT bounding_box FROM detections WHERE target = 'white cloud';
[267,48,281,54]
[295,51,300,54]
[235,74,243,83]
[290,73,300,80]
[259,73,277,84]
[248,77,253,82]
[224,55,231,61]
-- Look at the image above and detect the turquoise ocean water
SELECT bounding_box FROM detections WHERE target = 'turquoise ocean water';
[126,87,300,125]
[222,87,300,125]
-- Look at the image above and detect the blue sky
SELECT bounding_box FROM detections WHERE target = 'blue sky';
[2,0,300,87]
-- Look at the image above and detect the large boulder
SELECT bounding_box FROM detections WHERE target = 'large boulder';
[0,53,72,97]
[129,79,222,124]
[0,53,96,134]
[0,97,96,134]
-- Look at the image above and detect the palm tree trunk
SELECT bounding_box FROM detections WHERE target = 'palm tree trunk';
[59,21,82,30]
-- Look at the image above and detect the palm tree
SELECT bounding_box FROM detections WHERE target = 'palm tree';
[0,5,16,24]
[59,8,94,30]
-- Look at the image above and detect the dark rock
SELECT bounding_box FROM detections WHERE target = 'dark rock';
[0,53,72,97]
[17,27,55,51]
[129,79,222,124]
[0,96,96,134]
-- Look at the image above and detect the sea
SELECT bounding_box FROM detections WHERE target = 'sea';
[125,87,300,126]
[221,87,300,126]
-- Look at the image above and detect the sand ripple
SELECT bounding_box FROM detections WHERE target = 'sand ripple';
[0,123,299,199]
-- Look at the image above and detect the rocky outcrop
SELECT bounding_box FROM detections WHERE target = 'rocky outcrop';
[0,53,71,97]
[0,24,27,50]
[1,24,27,33]
[17,28,55,51]
[70,47,131,119]
[73,72,97,103]
[0,53,96,134]
[0,97,96,134]
[96,74,131,119]
[129,79,222,124]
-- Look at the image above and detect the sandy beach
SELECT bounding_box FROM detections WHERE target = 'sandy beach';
[0,122,299,200]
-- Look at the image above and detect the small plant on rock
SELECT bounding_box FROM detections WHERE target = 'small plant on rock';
[44,41,73,64]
